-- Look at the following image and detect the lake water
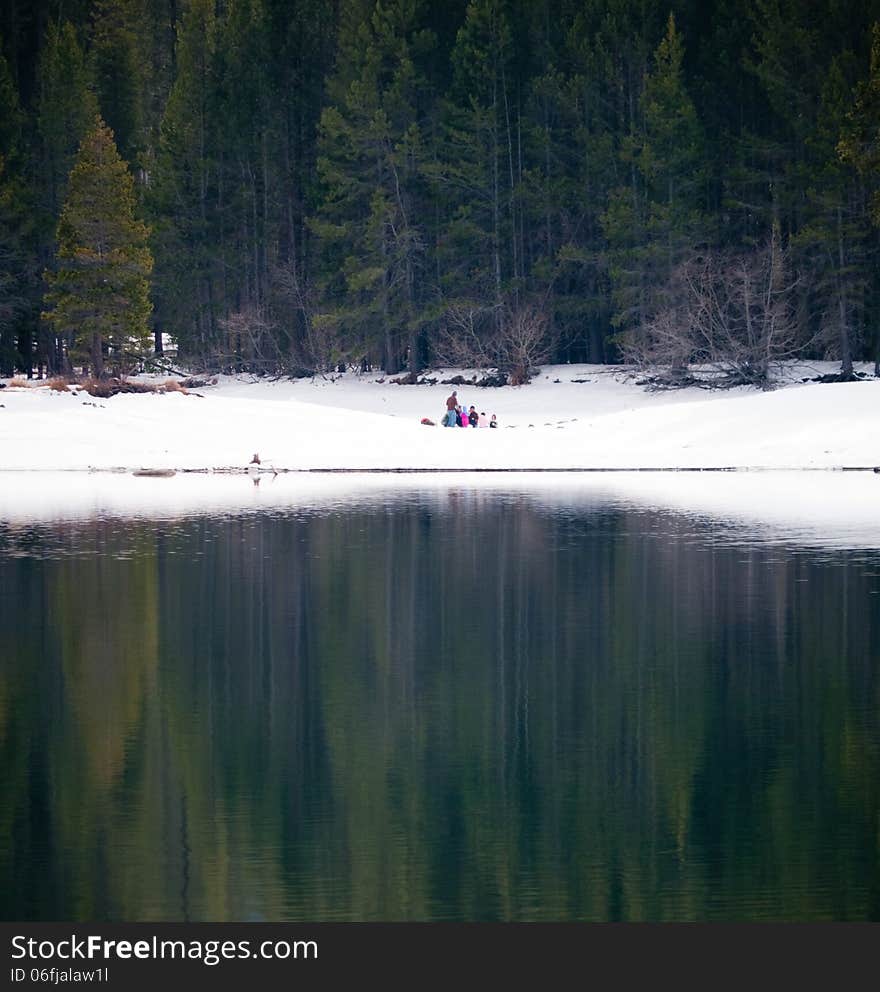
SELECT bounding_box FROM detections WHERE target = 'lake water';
[1,475,879,921]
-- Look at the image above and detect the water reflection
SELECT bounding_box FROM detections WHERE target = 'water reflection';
[1,494,879,920]
[1,471,879,550]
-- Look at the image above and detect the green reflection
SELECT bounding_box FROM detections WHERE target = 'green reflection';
[1,498,878,920]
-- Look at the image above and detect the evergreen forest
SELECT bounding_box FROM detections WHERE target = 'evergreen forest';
[1,0,879,383]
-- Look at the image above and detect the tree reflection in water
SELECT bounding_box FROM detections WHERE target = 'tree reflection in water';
[1,495,878,921]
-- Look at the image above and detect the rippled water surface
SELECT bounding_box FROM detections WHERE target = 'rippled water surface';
[1,480,879,920]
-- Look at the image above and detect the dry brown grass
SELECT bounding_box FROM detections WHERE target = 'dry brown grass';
[160,378,189,394]
[4,375,196,397]
[82,377,170,397]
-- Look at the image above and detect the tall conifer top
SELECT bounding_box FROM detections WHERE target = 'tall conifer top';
[57,117,148,260]
[45,116,152,377]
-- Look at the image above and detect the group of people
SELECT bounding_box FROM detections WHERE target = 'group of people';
[444,390,497,429]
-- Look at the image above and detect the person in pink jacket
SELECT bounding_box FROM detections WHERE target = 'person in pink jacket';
[478,410,489,427]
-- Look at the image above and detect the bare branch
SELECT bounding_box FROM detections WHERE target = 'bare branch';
[622,238,807,389]
[433,300,556,384]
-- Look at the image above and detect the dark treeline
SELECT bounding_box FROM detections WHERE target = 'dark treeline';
[1,0,879,382]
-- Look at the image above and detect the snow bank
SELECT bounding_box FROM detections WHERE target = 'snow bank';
[1,363,878,473]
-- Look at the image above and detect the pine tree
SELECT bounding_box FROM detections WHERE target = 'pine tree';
[603,13,707,348]
[150,0,218,359]
[35,20,101,372]
[37,21,99,224]
[139,0,179,173]
[549,1,661,362]
[263,0,341,367]
[91,0,144,165]
[212,0,274,332]
[44,117,153,377]
[840,23,880,225]
[839,22,880,373]
[0,39,35,375]
[313,0,435,373]
[796,54,873,378]
[435,0,515,318]
[0,155,30,371]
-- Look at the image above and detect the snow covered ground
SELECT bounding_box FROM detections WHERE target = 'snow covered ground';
[1,361,878,544]
[1,361,879,474]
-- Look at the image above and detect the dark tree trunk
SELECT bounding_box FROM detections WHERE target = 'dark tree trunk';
[91,332,104,378]
[837,206,852,379]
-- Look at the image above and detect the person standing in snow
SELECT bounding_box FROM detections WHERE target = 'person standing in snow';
[445,390,458,427]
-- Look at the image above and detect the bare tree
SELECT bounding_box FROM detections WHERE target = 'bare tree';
[624,232,805,389]
[270,260,325,374]
[497,304,555,385]
[433,301,555,384]
[433,302,499,372]
[218,305,282,372]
